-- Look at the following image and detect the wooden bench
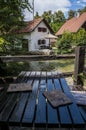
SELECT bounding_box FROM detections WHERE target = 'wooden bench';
[0,71,86,130]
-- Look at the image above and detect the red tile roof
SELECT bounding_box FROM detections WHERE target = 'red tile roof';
[19,18,53,33]
[56,12,86,36]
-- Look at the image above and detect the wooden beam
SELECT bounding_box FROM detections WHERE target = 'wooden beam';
[0,54,75,62]
[74,46,85,87]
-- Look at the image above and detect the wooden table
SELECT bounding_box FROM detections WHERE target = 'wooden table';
[0,71,86,130]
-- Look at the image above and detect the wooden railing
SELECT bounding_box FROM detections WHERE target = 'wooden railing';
[0,54,75,62]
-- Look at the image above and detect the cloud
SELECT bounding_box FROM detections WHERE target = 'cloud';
[24,0,86,21]
[76,1,81,4]
[82,0,86,2]
[34,0,71,14]
[76,0,86,8]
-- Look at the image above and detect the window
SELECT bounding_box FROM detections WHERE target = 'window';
[38,27,41,32]
[38,39,46,45]
[42,40,46,44]
[43,28,47,32]
[38,40,41,45]
[38,27,47,32]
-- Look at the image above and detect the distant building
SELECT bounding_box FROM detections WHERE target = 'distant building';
[56,12,86,36]
[17,18,54,51]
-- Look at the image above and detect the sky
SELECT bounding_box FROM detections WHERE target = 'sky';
[24,0,86,21]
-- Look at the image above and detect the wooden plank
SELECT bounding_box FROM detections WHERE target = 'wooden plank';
[60,78,85,127]
[0,93,19,123]
[47,79,59,127]
[9,93,29,125]
[41,71,47,78]
[25,71,31,77]
[78,107,86,121]
[0,55,75,62]
[0,85,8,102]
[53,79,72,127]
[71,91,86,106]
[46,72,52,78]
[16,71,26,83]
[35,71,41,77]
[51,71,58,78]
[22,79,39,126]
[30,71,36,77]
[35,79,47,127]
[0,94,11,112]
[9,79,33,125]
[39,78,46,91]
[24,71,31,82]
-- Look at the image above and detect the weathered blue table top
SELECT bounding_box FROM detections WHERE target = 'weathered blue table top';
[0,71,86,129]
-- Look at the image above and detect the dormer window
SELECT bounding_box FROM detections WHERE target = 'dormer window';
[38,27,47,32]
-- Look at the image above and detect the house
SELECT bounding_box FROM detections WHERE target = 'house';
[18,18,54,51]
[56,12,86,36]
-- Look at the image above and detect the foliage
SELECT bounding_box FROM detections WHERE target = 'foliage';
[50,22,64,33]
[41,10,65,32]
[42,10,53,24]
[54,28,86,54]
[78,6,86,14]
[72,72,85,86]
[56,31,73,54]
[0,36,13,54]
[68,10,75,19]
[53,10,65,23]
[0,35,24,55]
[34,12,41,19]
[72,28,86,46]
[0,34,33,55]
[0,0,32,35]
[0,0,31,55]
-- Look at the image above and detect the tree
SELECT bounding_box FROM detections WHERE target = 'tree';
[0,0,32,35]
[78,6,86,14]
[50,10,65,33]
[73,28,86,46]
[34,12,41,19]
[53,10,65,23]
[68,10,75,19]
[0,0,32,55]
[42,10,53,24]
[56,31,73,54]
[42,10,65,33]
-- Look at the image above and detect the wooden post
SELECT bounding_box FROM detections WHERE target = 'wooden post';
[74,46,85,88]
